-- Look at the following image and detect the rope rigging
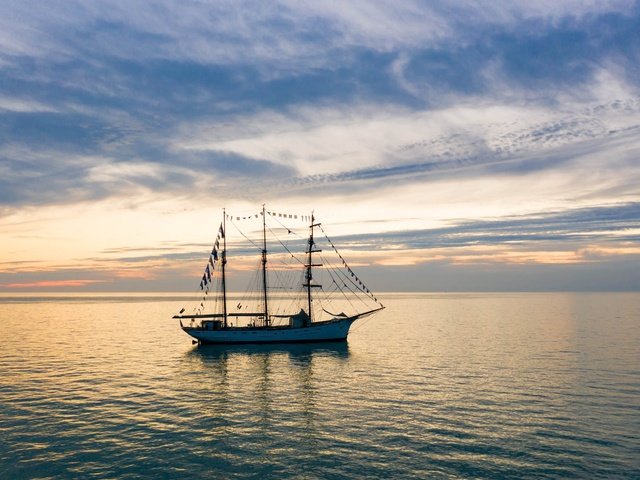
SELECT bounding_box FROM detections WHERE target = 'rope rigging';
[179,208,383,326]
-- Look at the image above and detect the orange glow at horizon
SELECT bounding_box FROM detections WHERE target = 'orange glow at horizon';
[0,280,106,288]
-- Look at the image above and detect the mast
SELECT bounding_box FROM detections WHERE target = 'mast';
[261,204,269,327]
[221,208,228,328]
[304,212,322,325]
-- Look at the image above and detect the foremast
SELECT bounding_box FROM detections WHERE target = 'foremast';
[221,208,228,328]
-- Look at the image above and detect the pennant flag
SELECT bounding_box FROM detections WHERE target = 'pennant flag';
[200,281,203,290]
[215,239,220,249]
[219,224,225,238]
[213,249,218,261]
[237,302,242,309]
[209,257,214,268]
[203,275,208,286]
[179,308,185,314]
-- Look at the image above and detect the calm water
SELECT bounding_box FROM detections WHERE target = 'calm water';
[1,293,639,479]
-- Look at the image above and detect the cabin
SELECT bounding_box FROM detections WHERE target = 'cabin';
[289,309,310,328]
[201,320,223,330]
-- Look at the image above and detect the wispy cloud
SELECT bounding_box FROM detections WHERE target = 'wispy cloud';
[320,203,640,270]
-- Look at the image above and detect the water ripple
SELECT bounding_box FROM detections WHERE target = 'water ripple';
[1,293,639,478]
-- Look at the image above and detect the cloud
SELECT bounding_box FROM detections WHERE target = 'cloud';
[0,143,297,209]
[332,203,640,255]
[1,202,638,292]
[2,1,634,66]
[62,202,640,267]
[2,2,638,112]
[176,94,640,200]
[0,96,58,113]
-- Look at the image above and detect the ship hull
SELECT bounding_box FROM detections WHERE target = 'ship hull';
[182,317,356,344]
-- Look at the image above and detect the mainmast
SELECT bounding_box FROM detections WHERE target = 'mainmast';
[304,212,322,325]
[261,204,269,327]
[221,208,228,328]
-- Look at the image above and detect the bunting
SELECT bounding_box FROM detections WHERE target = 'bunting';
[226,210,314,223]
[319,224,383,307]
[195,220,227,292]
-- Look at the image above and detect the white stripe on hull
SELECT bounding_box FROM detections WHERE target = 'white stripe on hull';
[183,318,356,344]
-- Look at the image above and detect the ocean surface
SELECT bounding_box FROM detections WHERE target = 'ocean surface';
[1,292,639,479]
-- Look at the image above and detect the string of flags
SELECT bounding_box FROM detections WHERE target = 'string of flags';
[225,211,313,222]
[195,222,225,314]
[319,226,382,306]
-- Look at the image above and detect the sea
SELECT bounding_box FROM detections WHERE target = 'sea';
[1,292,638,479]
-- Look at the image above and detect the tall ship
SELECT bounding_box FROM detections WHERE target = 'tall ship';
[174,206,384,344]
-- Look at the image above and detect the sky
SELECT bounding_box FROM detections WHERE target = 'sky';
[1,0,639,292]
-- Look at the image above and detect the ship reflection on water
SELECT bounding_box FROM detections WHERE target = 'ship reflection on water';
[182,342,350,424]
[190,341,350,363]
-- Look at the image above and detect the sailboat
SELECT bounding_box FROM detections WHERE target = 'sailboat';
[173,206,384,344]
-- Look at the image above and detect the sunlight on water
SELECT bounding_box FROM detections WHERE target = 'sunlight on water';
[1,293,639,478]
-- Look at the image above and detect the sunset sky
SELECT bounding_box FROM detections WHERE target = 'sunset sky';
[1,1,639,292]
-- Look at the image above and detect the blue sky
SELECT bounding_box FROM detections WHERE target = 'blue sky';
[1,1,639,291]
